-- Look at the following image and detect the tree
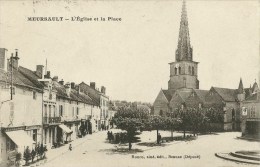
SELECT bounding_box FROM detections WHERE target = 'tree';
[144,116,168,144]
[112,106,149,150]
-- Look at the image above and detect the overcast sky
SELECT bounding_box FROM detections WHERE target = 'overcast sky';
[0,0,259,103]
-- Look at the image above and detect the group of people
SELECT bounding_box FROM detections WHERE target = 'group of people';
[107,131,128,144]
[101,124,109,131]
[107,131,114,142]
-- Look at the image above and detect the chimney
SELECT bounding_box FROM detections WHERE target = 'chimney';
[0,48,7,71]
[101,86,106,94]
[90,82,96,89]
[11,49,19,70]
[53,76,58,82]
[65,82,71,97]
[36,65,44,78]
[59,79,64,85]
[71,82,75,89]
[44,71,51,79]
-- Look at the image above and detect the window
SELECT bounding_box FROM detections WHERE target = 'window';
[183,77,186,87]
[159,110,163,116]
[76,107,79,116]
[59,105,63,116]
[49,105,52,117]
[44,104,47,117]
[178,67,181,75]
[192,67,195,75]
[175,67,177,75]
[53,105,56,117]
[189,66,191,74]
[33,129,37,142]
[232,109,235,121]
[33,91,37,100]
[49,93,52,100]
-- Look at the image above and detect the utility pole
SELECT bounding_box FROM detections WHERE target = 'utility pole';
[10,53,13,100]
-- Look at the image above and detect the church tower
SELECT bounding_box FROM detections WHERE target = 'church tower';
[168,0,199,92]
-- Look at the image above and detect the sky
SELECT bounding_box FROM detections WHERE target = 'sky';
[0,0,259,103]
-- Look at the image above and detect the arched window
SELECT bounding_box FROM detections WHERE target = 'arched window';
[159,110,163,116]
[192,67,195,75]
[189,66,191,74]
[175,67,177,75]
[183,77,186,87]
[178,67,181,75]
[232,109,235,121]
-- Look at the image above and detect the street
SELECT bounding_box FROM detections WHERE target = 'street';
[42,130,260,167]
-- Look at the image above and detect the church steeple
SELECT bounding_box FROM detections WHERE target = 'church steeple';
[176,0,193,62]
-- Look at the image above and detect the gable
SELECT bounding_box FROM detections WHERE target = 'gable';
[204,87,225,107]
[154,89,169,106]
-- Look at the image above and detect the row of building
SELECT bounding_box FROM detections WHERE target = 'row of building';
[0,48,116,166]
[154,0,260,139]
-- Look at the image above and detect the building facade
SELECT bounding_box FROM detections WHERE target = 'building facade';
[0,49,42,166]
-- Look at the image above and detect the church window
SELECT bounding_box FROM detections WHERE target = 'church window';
[175,67,177,75]
[159,110,163,116]
[179,67,181,75]
[183,77,186,87]
[189,66,191,74]
[192,67,195,75]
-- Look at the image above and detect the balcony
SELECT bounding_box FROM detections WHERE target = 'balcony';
[43,117,61,125]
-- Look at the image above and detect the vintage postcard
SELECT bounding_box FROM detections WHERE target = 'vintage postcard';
[0,0,259,167]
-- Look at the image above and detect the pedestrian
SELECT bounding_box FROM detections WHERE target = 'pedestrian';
[69,144,72,151]
[107,131,110,140]
[31,148,36,163]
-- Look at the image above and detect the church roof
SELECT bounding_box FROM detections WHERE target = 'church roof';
[193,89,209,103]
[162,89,173,102]
[212,87,237,102]
[244,93,258,101]
[176,89,193,102]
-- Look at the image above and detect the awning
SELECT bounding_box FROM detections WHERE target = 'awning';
[59,124,73,134]
[5,130,35,149]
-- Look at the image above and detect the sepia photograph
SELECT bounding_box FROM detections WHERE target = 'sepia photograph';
[0,0,259,166]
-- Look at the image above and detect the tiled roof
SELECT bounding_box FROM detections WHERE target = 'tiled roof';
[176,89,193,102]
[193,89,209,103]
[18,66,44,89]
[53,81,68,98]
[79,82,101,105]
[245,92,259,102]
[162,90,172,102]
[212,87,237,102]
[0,67,42,90]
[53,81,97,105]
[244,88,252,99]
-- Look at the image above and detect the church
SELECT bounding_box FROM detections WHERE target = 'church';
[153,0,259,132]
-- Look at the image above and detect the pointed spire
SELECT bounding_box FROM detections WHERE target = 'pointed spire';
[238,78,244,94]
[176,0,193,62]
